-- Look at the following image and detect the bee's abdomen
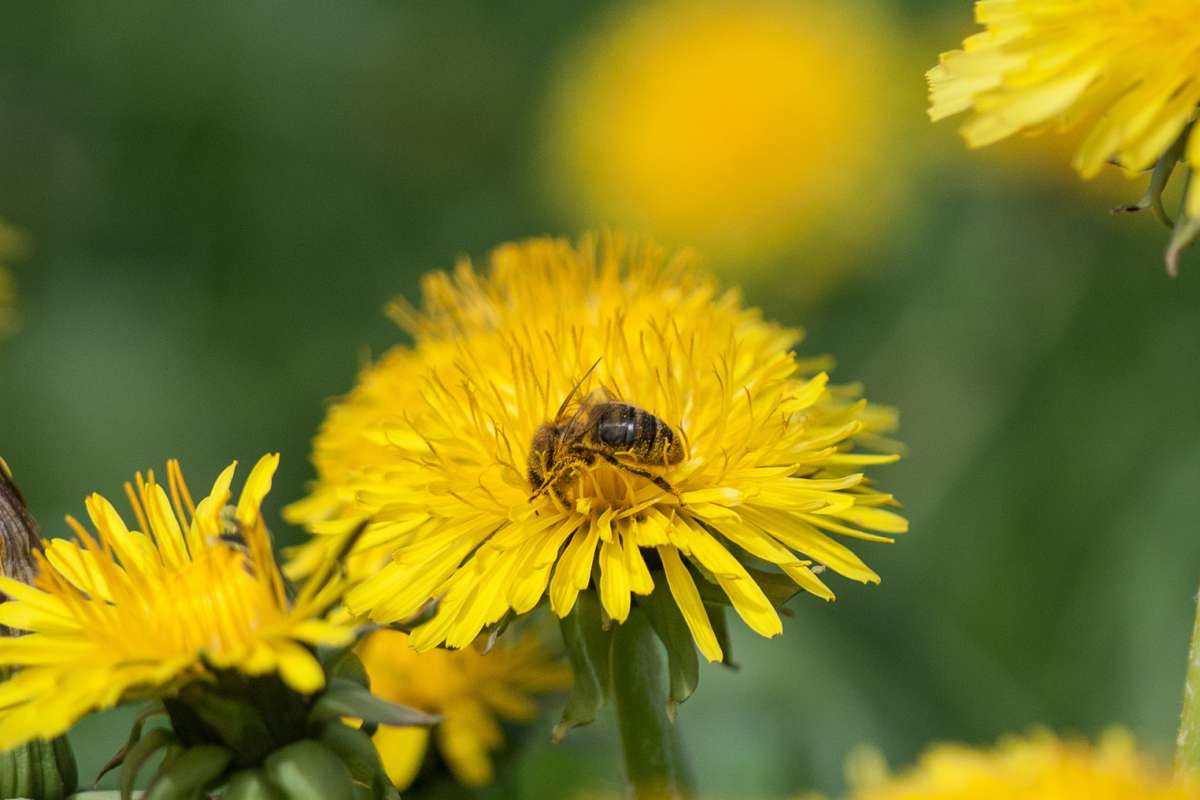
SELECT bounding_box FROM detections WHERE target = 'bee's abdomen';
[597,404,643,448]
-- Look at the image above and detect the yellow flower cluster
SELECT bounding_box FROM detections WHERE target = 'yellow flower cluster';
[287,235,905,662]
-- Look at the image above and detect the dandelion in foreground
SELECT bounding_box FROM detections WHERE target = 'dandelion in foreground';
[357,628,571,789]
[289,235,906,665]
[0,454,354,750]
[848,730,1200,799]
[543,0,903,293]
[928,0,1200,274]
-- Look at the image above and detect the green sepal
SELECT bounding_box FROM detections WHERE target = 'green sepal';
[224,769,283,800]
[322,649,371,690]
[309,679,438,729]
[641,582,699,718]
[554,590,613,742]
[121,727,176,800]
[97,704,166,782]
[695,566,801,610]
[706,604,737,670]
[1112,128,1188,229]
[1167,177,1200,277]
[53,735,79,796]
[317,721,398,800]
[167,686,276,766]
[610,607,695,799]
[263,740,356,800]
[144,744,232,800]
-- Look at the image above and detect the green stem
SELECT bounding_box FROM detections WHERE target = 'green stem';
[610,607,695,800]
[1177,585,1200,775]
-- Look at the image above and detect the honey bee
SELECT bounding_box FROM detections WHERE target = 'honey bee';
[528,361,685,506]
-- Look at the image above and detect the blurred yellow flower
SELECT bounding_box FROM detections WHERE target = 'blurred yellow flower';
[358,628,571,789]
[543,0,904,295]
[0,220,28,338]
[849,730,1200,800]
[287,234,904,663]
[928,0,1200,271]
[0,455,354,750]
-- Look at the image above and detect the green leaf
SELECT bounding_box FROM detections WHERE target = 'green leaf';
[317,721,394,800]
[145,745,232,800]
[554,590,613,741]
[120,728,175,800]
[323,649,371,690]
[707,604,737,670]
[170,687,277,765]
[223,769,283,800]
[610,607,695,799]
[264,740,356,800]
[309,679,438,728]
[641,582,699,717]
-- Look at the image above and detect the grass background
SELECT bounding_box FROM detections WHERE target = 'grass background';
[2,2,1199,797]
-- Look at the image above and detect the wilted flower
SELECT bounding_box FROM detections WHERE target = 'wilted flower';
[0,454,355,750]
[357,628,571,789]
[848,730,1200,800]
[928,0,1200,273]
[288,235,905,663]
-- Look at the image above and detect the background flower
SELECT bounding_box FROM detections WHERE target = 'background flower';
[848,730,1200,800]
[928,0,1200,270]
[0,455,353,749]
[358,628,571,789]
[541,0,911,300]
[0,219,27,339]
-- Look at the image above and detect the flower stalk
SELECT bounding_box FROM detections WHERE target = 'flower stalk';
[1176,582,1200,776]
[611,606,695,800]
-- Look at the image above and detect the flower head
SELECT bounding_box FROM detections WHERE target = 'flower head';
[543,0,903,289]
[0,454,353,750]
[288,235,905,662]
[849,730,1200,800]
[928,0,1200,271]
[358,628,571,789]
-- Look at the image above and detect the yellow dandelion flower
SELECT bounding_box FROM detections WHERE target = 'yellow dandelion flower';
[288,234,905,662]
[928,0,1200,271]
[849,729,1200,800]
[0,454,354,750]
[542,0,904,292]
[357,628,571,789]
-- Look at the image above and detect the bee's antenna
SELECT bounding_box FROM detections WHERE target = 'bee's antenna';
[554,357,602,421]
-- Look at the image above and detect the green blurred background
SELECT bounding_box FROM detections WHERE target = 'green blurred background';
[2,1,1199,798]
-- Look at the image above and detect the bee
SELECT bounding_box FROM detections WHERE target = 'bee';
[528,361,685,507]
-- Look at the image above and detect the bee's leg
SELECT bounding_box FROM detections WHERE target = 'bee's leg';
[585,449,681,500]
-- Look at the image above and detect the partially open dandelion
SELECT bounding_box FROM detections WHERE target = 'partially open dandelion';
[542,0,904,295]
[0,454,355,750]
[358,628,571,789]
[288,235,905,663]
[928,1,1200,273]
[848,730,1200,800]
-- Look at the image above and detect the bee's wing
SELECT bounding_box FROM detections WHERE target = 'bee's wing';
[561,387,611,435]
